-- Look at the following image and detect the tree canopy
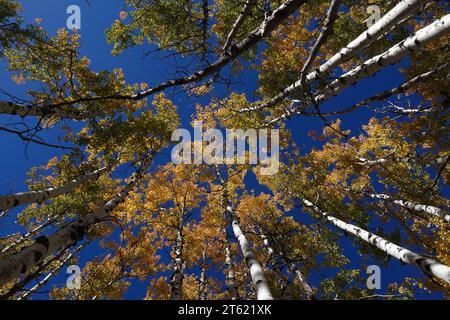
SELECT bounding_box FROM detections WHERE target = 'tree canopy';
[0,0,448,300]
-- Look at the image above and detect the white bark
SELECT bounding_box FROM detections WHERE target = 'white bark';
[243,0,428,112]
[261,233,314,298]
[0,166,108,211]
[0,100,90,120]
[224,235,239,300]
[302,199,450,284]
[356,154,449,167]
[227,205,273,300]
[222,0,256,53]
[1,216,58,254]
[264,14,450,126]
[315,14,450,103]
[170,228,184,300]
[0,247,68,299]
[308,0,428,83]
[0,210,8,219]
[0,156,152,287]
[289,262,314,299]
[198,250,207,300]
[260,233,292,299]
[356,156,409,166]
[18,242,88,300]
[318,64,449,116]
[368,193,450,223]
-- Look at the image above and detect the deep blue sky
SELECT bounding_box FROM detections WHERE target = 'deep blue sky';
[0,1,446,299]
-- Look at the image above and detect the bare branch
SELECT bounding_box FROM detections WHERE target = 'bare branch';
[0,126,76,151]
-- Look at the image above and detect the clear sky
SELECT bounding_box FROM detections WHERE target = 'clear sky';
[0,1,446,299]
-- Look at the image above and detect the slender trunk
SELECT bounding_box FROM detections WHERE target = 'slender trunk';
[242,0,428,112]
[3,241,88,300]
[287,261,314,299]
[18,242,88,300]
[216,165,273,301]
[0,155,152,287]
[259,233,292,299]
[0,100,91,120]
[170,228,184,300]
[1,216,58,254]
[226,203,273,300]
[198,250,207,300]
[302,199,450,284]
[318,64,449,116]
[0,166,108,211]
[217,166,239,300]
[224,234,239,300]
[0,248,68,299]
[222,0,256,52]
[356,154,449,167]
[367,193,450,223]
[265,233,314,299]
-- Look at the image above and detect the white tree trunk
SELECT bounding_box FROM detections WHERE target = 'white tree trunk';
[0,247,68,299]
[315,14,450,103]
[260,233,292,299]
[18,242,88,300]
[368,193,450,223]
[224,235,239,300]
[0,100,90,120]
[1,216,58,254]
[356,154,449,167]
[227,205,273,300]
[261,233,314,299]
[0,166,108,210]
[308,0,427,83]
[198,250,207,300]
[0,156,152,287]
[222,0,256,52]
[170,228,184,300]
[323,64,449,116]
[245,0,427,112]
[302,199,450,284]
[289,262,314,299]
[264,14,450,126]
